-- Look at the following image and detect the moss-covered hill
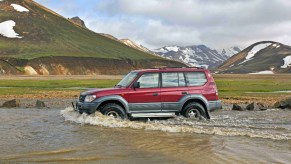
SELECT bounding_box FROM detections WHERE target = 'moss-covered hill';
[0,0,185,75]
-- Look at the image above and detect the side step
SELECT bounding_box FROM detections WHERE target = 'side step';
[131,113,176,118]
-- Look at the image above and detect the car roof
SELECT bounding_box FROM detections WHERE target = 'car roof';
[133,67,208,73]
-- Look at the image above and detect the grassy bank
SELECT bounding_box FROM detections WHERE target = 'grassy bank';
[0,74,290,105]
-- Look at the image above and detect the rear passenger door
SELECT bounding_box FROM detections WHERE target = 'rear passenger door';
[185,71,208,95]
[160,72,189,112]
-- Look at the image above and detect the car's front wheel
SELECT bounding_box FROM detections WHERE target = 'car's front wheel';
[101,103,127,119]
[182,102,206,119]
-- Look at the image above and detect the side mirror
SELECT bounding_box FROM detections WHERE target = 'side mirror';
[133,82,140,89]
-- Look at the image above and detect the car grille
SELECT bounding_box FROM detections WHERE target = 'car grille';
[79,95,86,102]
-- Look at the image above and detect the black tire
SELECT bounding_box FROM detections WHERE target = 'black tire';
[100,103,127,119]
[182,102,206,119]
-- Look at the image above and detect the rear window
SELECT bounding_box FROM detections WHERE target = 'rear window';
[185,72,207,86]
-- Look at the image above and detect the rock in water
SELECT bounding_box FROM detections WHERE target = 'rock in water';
[246,102,259,111]
[274,98,291,109]
[2,99,20,108]
[246,102,268,111]
[36,100,46,108]
[232,104,245,111]
[257,103,268,111]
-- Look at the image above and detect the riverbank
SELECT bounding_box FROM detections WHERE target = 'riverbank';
[0,74,290,107]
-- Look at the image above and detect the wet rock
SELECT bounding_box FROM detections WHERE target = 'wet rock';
[274,98,291,109]
[246,102,268,111]
[232,104,245,111]
[2,99,20,108]
[36,100,46,109]
[257,103,268,111]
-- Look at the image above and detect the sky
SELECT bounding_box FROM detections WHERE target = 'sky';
[35,0,291,50]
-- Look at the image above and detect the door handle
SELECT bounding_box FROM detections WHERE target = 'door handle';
[153,93,159,96]
[182,92,188,95]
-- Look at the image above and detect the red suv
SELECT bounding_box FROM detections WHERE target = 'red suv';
[74,67,221,119]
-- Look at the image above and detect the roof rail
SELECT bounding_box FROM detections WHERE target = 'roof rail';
[157,66,206,69]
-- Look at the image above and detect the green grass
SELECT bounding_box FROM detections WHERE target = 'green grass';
[0,75,290,98]
[0,79,119,95]
[214,75,291,98]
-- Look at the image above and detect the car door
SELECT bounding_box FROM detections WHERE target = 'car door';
[160,72,189,112]
[127,72,161,112]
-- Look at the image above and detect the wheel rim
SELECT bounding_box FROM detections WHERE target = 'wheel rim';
[188,108,201,119]
[106,111,120,119]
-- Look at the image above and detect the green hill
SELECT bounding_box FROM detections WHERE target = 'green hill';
[0,0,185,75]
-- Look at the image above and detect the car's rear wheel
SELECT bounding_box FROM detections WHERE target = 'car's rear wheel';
[182,102,206,119]
[101,103,127,119]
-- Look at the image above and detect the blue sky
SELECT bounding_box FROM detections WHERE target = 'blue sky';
[35,0,291,50]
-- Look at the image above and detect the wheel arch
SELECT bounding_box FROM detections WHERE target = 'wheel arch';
[95,95,129,113]
[180,95,210,119]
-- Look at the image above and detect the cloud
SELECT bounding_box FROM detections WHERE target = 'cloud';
[35,0,291,49]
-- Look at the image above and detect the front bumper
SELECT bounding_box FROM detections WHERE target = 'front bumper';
[208,100,222,111]
[73,101,100,114]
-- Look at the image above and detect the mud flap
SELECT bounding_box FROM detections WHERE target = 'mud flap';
[205,109,211,119]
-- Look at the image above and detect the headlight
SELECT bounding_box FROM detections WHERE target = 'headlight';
[84,95,97,102]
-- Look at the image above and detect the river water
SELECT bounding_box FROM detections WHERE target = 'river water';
[0,108,290,163]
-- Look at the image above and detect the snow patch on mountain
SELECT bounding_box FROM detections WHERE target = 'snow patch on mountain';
[246,43,271,60]
[0,20,22,38]
[165,46,179,52]
[281,56,291,68]
[11,4,29,12]
[239,43,271,65]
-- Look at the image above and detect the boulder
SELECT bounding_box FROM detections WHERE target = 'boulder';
[246,102,268,111]
[2,99,20,108]
[232,104,245,111]
[274,98,291,109]
[36,100,46,109]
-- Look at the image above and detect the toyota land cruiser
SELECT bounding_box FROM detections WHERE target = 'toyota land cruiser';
[73,67,222,119]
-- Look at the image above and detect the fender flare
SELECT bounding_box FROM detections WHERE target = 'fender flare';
[93,95,130,113]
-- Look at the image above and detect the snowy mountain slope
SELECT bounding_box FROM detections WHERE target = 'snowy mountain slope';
[152,45,241,68]
[220,46,243,57]
[217,41,291,74]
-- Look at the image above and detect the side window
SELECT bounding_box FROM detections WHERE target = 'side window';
[185,72,207,86]
[137,73,159,88]
[162,72,186,87]
[162,73,178,87]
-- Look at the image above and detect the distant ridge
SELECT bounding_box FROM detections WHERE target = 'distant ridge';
[217,41,291,74]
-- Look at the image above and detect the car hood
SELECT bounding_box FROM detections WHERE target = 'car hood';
[80,88,125,96]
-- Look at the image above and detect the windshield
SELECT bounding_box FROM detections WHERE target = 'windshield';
[116,72,138,87]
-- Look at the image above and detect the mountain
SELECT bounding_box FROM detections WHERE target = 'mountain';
[69,16,86,28]
[220,46,243,57]
[217,41,291,74]
[120,39,152,53]
[152,45,240,68]
[0,0,185,75]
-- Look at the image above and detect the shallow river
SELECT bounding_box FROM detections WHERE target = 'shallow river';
[0,108,290,163]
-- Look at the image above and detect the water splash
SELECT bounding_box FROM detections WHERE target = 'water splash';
[61,107,291,140]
